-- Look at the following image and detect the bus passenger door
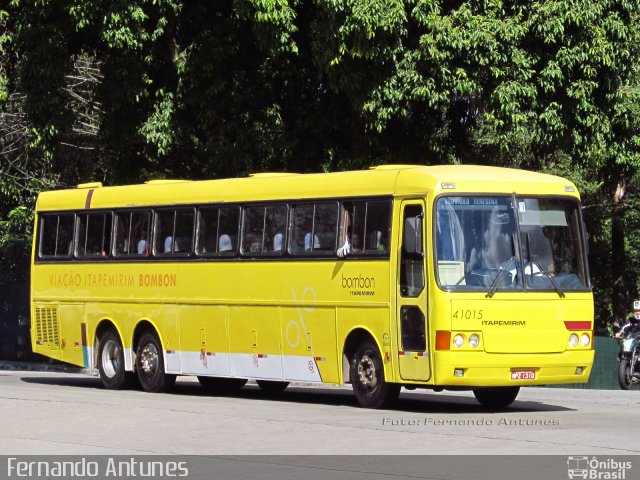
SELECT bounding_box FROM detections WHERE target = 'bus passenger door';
[396,200,431,382]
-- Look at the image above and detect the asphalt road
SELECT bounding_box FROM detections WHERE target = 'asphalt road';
[0,370,638,456]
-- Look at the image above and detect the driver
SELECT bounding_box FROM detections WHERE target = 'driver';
[614,300,640,339]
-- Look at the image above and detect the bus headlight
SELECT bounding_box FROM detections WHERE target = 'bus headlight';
[568,334,579,348]
[468,334,480,348]
[453,334,465,348]
[580,333,590,347]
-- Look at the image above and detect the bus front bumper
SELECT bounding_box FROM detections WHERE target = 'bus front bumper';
[432,350,595,387]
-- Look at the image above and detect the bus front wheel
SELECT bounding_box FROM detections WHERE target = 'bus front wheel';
[135,331,176,393]
[473,387,520,409]
[350,340,400,408]
[98,330,135,389]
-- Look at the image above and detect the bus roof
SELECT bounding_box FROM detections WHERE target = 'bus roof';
[35,164,580,211]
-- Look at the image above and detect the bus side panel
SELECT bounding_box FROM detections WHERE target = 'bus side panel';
[31,302,65,364]
[281,306,337,384]
[228,306,284,380]
[58,303,86,367]
[178,305,230,377]
[336,307,395,383]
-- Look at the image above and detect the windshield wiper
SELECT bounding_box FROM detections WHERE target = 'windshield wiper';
[486,256,517,298]
[530,255,565,298]
[525,232,565,298]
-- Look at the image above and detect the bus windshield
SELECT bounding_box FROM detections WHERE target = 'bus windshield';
[435,196,589,292]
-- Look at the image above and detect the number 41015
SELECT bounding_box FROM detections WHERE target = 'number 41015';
[452,309,483,320]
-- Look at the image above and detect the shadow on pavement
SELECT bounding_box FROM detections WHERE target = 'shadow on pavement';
[20,374,574,414]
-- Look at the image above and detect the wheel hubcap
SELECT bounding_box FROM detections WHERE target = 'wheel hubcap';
[140,343,159,376]
[101,339,120,379]
[357,354,377,390]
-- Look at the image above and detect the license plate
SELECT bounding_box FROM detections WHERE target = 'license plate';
[511,370,535,380]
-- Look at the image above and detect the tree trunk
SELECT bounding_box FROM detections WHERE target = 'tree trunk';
[612,178,628,327]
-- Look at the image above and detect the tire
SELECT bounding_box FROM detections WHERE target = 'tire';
[197,376,247,391]
[350,339,400,408]
[473,387,520,408]
[619,358,632,390]
[97,329,135,390]
[135,331,176,393]
[257,380,289,393]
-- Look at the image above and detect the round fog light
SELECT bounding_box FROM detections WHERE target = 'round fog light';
[569,333,579,348]
[580,333,590,347]
[453,334,464,348]
[469,334,480,348]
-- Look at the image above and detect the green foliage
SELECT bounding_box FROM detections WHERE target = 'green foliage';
[1,0,640,348]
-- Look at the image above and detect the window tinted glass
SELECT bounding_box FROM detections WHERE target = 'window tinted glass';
[174,210,194,253]
[314,203,337,252]
[77,213,112,257]
[155,209,194,254]
[340,200,391,254]
[364,201,391,252]
[155,211,174,254]
[290,205,315,254]
[218,207,240,253]
[197,207,219,254]
[242,206,265,254]
[39,214,74,257]
[115,211,151,256]
[264,205,287,253]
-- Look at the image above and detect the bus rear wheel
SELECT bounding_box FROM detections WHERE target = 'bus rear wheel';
[257,380,289,393]
[350,339,400,408]
[197,376,247,391]
[473,387,520,409]
[135,331,176,393]
[98,330,135,390]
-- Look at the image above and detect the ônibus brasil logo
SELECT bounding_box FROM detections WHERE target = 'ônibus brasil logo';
[567,457,632,480]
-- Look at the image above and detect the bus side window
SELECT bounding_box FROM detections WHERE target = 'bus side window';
[155,210,174,255]
[39,214,75,258]
[77,213,112,257]
[290,205,314,254]
[263,205,287,253]
[174,209,195,253]
[313,203,337,252]
[197,207,219,254]
[56,215,75,257]
[217,206,240,255]
[155,209,194,255]
[339,200,391,255]
[242,206,266,254]
[400,205,425,297]
[365,201,391,252]
[115,211,151,256]
[132,211,150,256]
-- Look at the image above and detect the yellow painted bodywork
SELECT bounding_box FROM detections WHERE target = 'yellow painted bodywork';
[30,165,594,387]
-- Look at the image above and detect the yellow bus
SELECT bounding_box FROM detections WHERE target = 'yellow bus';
[31,165,594,408]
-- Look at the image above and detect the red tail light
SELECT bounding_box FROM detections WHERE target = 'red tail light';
[436,331,451,350]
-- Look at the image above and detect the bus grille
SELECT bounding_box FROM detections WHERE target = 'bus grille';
[34,306,60,348]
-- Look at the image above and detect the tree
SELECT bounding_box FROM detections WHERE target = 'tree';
[1,0,640,353]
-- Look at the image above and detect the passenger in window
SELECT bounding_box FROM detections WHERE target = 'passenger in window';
[352,233,363,251]
[291,210,313,253]
[337,208,352,257]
